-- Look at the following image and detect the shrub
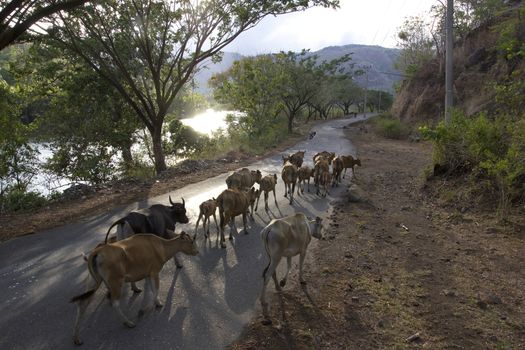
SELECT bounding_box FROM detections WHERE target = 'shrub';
[1,189,47,213]
[373,115,409,139]
[420,110,525,214]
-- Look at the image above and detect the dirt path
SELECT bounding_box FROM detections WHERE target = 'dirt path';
[229,124,525,349]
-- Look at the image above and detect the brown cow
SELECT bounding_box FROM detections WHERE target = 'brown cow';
[331,156,344,187]
[318,169,331,197]
[313,151,335,164]
[297,165,314,194]
[255,174,279,212]
[217,187,259,248]
[226,168,262,190]
[194,198,219,241]
[313,158,330,194]
[281,160,298,205]
[341,155,362,178]
[282,150,305,168]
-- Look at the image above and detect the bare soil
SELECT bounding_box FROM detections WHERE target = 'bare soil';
[229,124,525,350]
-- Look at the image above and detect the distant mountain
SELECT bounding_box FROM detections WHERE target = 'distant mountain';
[194,44,401,94]
[311,44,402,93]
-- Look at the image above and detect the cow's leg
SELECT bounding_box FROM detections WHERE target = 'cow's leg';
[212,213,220,241]
[280,257,292,287]
[72,274,99,345]
[289,183,295,205]
[343,167,347,178]
[194,212,202,240]
[307,178,310,192]
[284,183,288,197]
[242,212,248,235]
[228,216,236,240]
[261,254,282,324]
[118,223,142,293]
[204,216,209,238]
[153,274,162,308]
[138,277,153,317]
[108,277,135,328]
[219,210,227,248]
[255,192,261,211]
[299,251,308,285]
[272,189,278,208]
[264,191,269,211]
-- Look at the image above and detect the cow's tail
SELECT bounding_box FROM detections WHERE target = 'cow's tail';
[261,226,273,280]
[70,253,103,303]
[104,219,123,244]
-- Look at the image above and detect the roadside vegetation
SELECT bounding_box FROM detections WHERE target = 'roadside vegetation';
[394,0,525,218]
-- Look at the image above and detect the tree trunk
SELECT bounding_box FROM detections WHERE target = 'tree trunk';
[151,126,167,174]
[120,142,133,169]
[287,112,295,133]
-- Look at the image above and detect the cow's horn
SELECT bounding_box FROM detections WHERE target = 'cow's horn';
[181,197,185,206]
[169,195,174,205]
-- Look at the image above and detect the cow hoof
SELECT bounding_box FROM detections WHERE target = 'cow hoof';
[155,303,163,309]
[220,243,227,248]
[228,236,233,241]
[261,319,272,326]
[300,280,307,285]
[124,320,136,328]
[138,310,145,318]
[176,264,183,269]
[73,337,83,346]
[280,280,287,287]
[132,288,142,294]
[244,231,249,235]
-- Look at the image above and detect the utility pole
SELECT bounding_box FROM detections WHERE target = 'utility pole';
[445,0,454,124]
[363,67,369,118]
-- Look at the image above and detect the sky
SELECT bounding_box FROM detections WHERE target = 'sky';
[225,0,438,55]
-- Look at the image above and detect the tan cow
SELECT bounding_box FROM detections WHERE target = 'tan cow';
[216,187,259,248]
[282,150,305,168]
[313,151,335,164]
[226,168,262,190]
[331,156,344,187]
[281,159,298,205]
[259,213,323,324]
[194,198,219,241]
[71,233,198,345]
[318,169,331,197]
[341,155,362,178]
[297,165,314,194]
[255,174,278,212]
[313,158,330,194]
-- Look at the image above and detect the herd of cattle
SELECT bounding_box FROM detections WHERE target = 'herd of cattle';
[70,149,361,345]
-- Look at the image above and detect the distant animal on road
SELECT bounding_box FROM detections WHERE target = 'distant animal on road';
[259,213,323,325]
[308,131,316,140]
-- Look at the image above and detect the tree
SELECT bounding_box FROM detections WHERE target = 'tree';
[395,16,435,76]
[210,54,285,137]
[333,77,362,115]
[45,0,339,173]
[11,43,141,183]
[0,0,90,50]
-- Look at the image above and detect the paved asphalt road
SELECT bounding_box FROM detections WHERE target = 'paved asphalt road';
[0,116,366,350]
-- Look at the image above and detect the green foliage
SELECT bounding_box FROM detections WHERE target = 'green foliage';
[493,7,525,60]
[373,115,409,139]
[167,119,208,157]
[395,16,435,76]
[1,189,47,213]
[44,144,117,185]
[420,111,525,212]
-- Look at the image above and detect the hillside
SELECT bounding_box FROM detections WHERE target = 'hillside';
[392,4,525,123]
[194,44,401,94]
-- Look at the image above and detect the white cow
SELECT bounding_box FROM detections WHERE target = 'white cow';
[259,212,323,324]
